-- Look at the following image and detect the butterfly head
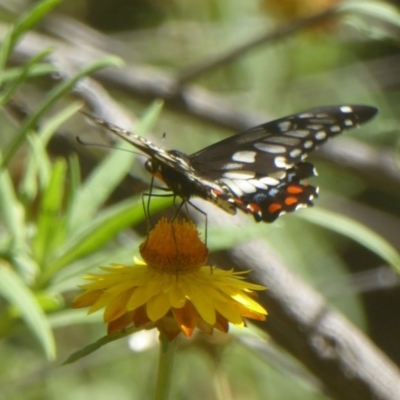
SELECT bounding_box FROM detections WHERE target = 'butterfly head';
[144,159,156,174]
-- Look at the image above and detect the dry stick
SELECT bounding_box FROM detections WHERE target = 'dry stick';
[176,7,338,84]
[8,25,400,197]
[6,25,400,398]
[195,200,400,400]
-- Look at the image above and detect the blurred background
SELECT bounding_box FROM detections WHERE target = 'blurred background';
[1,0,400,399]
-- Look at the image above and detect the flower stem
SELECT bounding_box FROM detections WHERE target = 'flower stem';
[154,333,177,400]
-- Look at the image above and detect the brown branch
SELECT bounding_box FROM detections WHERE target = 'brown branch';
[176,7,339,84]
[7,25,400,198]
[196,200,400,400]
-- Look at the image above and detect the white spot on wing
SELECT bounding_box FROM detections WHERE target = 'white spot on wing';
[303,140,313,149]
[259,176,280,186]
[274,156,293,168]
[330,125,341,133]
[222,162,245,170]
[221,179,243,197]
[298,113,313,118]
[340,106,353,113]
[285,130,310,138]
[232,150,257,163]
[315,131,327,140]
[248,179,268,190]
[254,143,286,154]
[289,149,302,158]
[278,121,291,131]
[307,124,323,130]
[235,180,257,194]
[223,170,256,179]
[344,119,353,126]
[269,170,287,179]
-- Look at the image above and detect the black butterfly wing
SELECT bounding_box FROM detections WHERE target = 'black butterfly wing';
[82,106,378,223]
[188,105,377,222]
[189,105,378,179]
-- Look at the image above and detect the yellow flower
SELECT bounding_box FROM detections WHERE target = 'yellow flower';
[73,218,267,340]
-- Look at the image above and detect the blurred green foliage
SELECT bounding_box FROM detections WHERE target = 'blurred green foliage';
[1,0,400,399]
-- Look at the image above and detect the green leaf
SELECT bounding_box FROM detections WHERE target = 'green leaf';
[20,101,83,200]
[67,145,137,231]
[0,49,53,107]
[340,1,400,27]
[65,154,82,223]
[33,159,67,266]
[68,99,164,230]
[39,101,83,145]
[19,133,51,202]
[11,0,61,49]
[0,154,28,273]
[0,260,56,360]
[63,327,139,365]
[52,245,142,293]
[48,309,102,329]
[2,56,122,168]
[0,63,56,83]
[42,196,169,282]
[0,27,14,78]
[298,208,400,274]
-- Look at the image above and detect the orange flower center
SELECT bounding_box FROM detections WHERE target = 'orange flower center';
[139,218,208,273]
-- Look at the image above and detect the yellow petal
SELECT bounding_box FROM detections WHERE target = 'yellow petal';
[146,292,171,321]
[104,289,133,322]
[185,283,216,325]
[214,299,244,326]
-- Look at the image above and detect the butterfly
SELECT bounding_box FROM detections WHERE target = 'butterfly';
[83,105,377,222]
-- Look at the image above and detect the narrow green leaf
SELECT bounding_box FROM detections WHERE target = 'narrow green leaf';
[33,159,67,266]
[42,196,169,282]
[48,309,102,329]
[0,27,13,78]
[0,154,28,255]
[65,154,82,223]
[52,245,142,293]
[2,56,122,168]
[0,261,56,360]
[63,328,138,365]
[22,101,83,197]
[67,145,137,230]
[19,133,51,202]
[0,49,53,107]
[11,0,61,49]
[68,99,164,230]
[298,208,400,274]
[39,101,83,145]
[0,64,56,82]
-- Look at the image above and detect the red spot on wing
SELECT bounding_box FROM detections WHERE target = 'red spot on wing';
[268,203,283,214]
[285,197,298,206]
[287,185,304,194]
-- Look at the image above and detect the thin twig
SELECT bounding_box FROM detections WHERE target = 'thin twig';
[176,7,339,84]
[194,199,400,400]
[6,24,400,198]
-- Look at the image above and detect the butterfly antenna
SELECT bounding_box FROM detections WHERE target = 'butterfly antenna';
[76,136,148,160]
[160,132,167,148]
